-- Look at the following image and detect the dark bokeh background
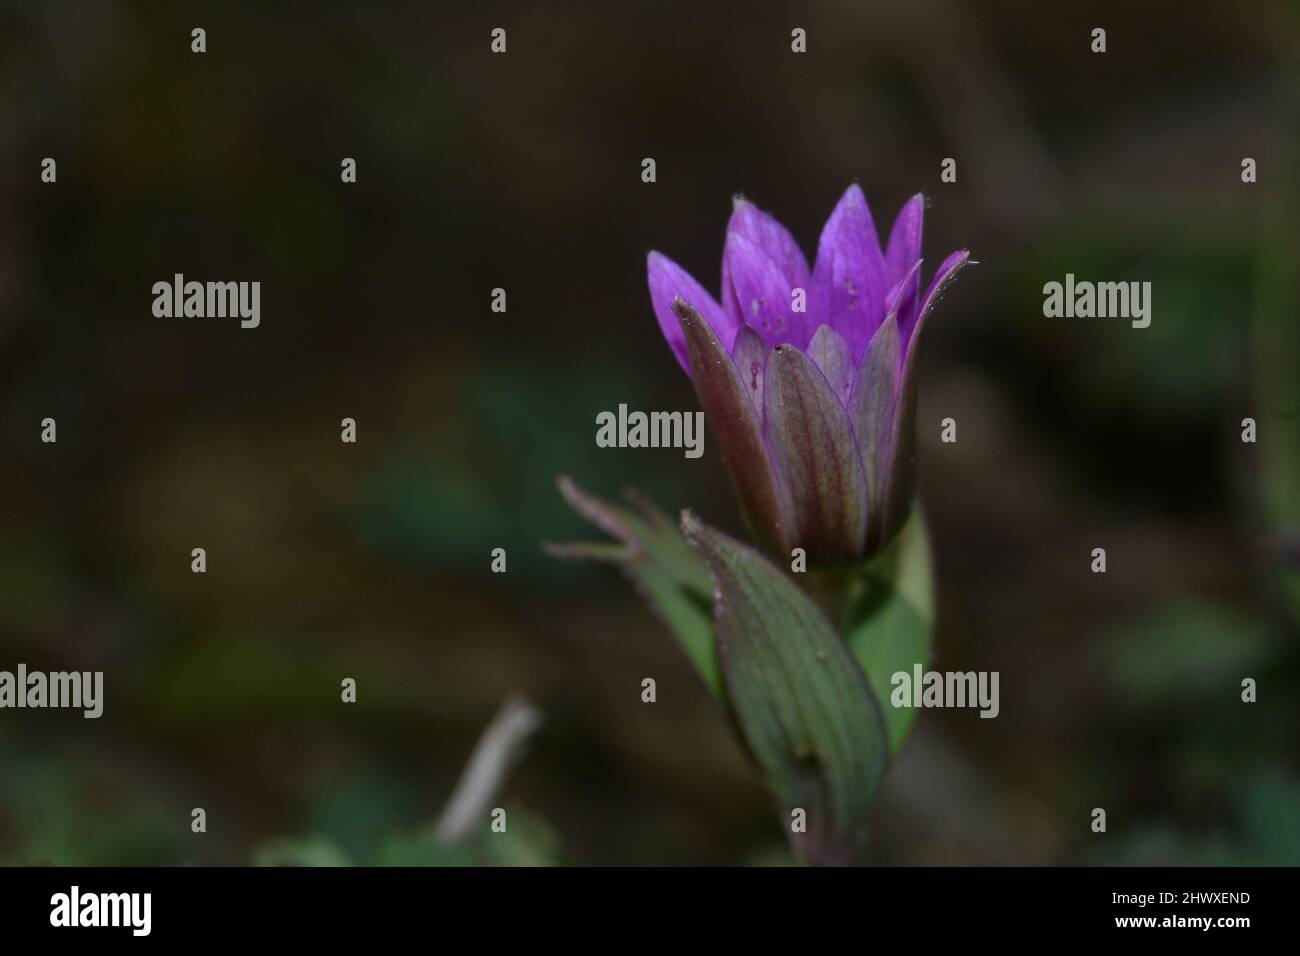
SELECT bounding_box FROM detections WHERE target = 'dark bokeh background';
[1,0,1297,865]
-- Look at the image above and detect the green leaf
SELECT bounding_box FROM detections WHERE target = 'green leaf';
[546,477,720,698]
[844,508,935,753]
[682,512,888,866]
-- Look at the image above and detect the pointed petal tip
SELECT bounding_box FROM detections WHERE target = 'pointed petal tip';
[678,510,733,561]
[679,510,717,556]
[555,473,580,503]
[672,296,701,323]
[554,474,642,554]
[922,249,973,293]
[839,182,866,206]
[933,249,974,285]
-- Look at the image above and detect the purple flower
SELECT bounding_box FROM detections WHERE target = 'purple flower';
[647,185,969,564]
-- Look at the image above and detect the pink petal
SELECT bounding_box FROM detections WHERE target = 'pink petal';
[648,251,732,375]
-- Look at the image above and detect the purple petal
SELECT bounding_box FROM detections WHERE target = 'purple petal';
[724,232,807,349]
[722,198,812,327]
[812,184,888,358]
[675,300,795,554]
[729,324,770,416]
[882,250,972,546]
[882,259,923,364]
[763,344,869,563]
[806,324,854,405]
[900,248,970,352]
[885,194,924,326]
[847,314,901,553]
[648,252,732,375]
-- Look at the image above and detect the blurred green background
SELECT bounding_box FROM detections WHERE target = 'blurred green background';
[1,0,1296,865]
